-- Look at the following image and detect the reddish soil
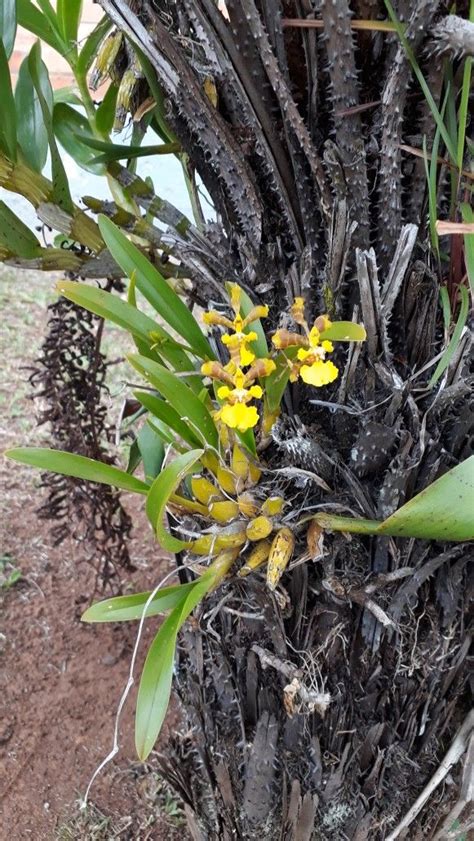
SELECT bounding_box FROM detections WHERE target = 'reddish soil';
[0,491,186,840]
[0,267,187,839]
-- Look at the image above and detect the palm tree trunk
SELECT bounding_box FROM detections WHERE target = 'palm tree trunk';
[97,1,473,837]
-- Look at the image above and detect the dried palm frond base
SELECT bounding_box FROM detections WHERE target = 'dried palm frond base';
[30,289,133,590]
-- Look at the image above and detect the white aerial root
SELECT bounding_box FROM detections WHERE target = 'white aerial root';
[80,564,182,809]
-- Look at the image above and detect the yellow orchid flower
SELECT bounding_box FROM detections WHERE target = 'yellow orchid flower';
[203,284,268,369]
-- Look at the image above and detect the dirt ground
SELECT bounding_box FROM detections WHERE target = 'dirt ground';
[0,265,187,839]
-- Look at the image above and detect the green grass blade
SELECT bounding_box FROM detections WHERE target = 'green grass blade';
[429,285,469,387]
[384,0,457,164]
[457,57,472,172]
[6,448,150,494]
[461,203,474,295]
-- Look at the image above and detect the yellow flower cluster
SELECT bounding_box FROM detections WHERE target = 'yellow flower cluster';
[272,298,339,387]
[201,285,275,432]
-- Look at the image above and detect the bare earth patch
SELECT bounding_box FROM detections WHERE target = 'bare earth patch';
[0,266,186,839]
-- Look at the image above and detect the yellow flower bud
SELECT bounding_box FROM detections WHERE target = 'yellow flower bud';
[248,461,262,485]
[266,527,295,591]
[216,465,238,495]
[237,492,259,518]
[208,500,240,523]
[232,443,249,479]
[261,496,284,516]
[238,540,272,577]
[190,530,246,556]
[246,515,273,541]
[290,297,307,325]
[191,476,222,505]
[207,548,241,590]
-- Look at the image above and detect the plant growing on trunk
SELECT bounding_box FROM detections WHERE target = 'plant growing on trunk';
[2,0,474,838]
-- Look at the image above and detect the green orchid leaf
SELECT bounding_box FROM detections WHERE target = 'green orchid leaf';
[95,83,118,136]
[0,202,42,259]
[129,354,218,449]
[28,42,73,213]
[57,0,82,46]
[6,448,150,495]
[15,51,50,172]
[0,0,17,58]
[235,284,269,358]
[56,280,193,373]
[53,102,105,175]
[17,0,63,52]
[145,449,204,551]
[314,457,474,542]
[79,134,180,164]
[135,573,212,759]
[98,216,214,360]
[0,39,17,159]
[264,348,298,413]
[82,581,196,623]
[137,422,165,483]
[320,322,367,342]
[134,390,203,449]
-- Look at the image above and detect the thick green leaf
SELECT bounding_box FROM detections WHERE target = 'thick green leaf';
[57,280,193,373]
[98,216,214,360]
[314,457,474,541]
[76,15,111,76]
[79,135,180,164]
[15,52,50,172]
[0,39,17,159]
[0,202,41,258]
[6,448,150,494]
[95,83,118,136]
[137,422,165,482]
[53,102,105,175]
[320,322,367,342]
[0,0,17,58]
[135,574,212,759]
[57,0,82,45]
[53,86,83,106]
[264,348,298,413]
[17,0,62,51]
[129,355,218,449]
[28,42,73,213]
[134,390,202,448]
[145,449,204,551]
[82,581,196,623]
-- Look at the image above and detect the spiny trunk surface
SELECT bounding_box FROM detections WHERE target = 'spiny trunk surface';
[97,1,473,837]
